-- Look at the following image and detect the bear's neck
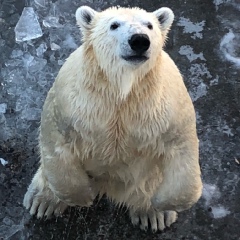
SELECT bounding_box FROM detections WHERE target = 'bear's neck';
[82,46,158,102]
[107,70,138,100]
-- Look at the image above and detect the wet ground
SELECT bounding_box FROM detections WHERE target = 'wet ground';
[0,0,240,239]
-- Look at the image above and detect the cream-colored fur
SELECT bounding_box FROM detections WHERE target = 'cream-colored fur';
[23,6,202,232]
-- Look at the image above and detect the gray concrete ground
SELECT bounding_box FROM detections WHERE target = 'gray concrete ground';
[0,0,240,239]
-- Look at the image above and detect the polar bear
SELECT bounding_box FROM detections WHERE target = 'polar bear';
[23,6,202,232]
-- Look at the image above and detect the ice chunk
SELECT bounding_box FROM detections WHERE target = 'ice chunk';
[43,16,62,28]
[0,224,24,239]
[11,49,23,58]
[0,114,6,124]
[49,27,78,50]
[42,3,62,28]
[3,217,14,226]
[23,53,47,73]
[5,59,22,69]
[14,7,43,42]
[34,0,48,8]
[21,108,42,121]
[63,34,78,49]
[50,42,61,50]
[0,103,7,114]
[36,43,47,57]
[0,158,8,166]
[58,60,64,65]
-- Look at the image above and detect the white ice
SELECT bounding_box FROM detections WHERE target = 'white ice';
[0,103,7,114]
[34,0,48,8]
[189,63,212,79]
[43,16,63,28]
[14,7,43,42]
[202,183,231,219]
[0,215,26,239]
[188,63,211,102]
[202,183,221,206]
[189,82,207,102]
[217,119,234,137]
[179,45,206,62]
[36,43,47,57]
[220,30,240,68]
[177,17,205,39]
[0,158,8,166]
[211,206,230,219]
[42,2,62,28]
[62,34,78,49]
[50,42,61,50]
[210,75,219,86]
[213,0,228,9]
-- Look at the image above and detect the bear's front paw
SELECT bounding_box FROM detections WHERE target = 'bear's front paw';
[23,181,68,219]
[57,184,96,207]
[129,208,177,232]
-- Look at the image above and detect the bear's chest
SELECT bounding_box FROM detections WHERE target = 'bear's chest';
[73,98,168,161]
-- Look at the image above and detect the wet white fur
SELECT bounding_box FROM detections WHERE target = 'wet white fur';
[23,6,202,232]
[76,6,174,99]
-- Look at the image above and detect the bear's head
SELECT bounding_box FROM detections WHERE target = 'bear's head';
[76,6,174,98]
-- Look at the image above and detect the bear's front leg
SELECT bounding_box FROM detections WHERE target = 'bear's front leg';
[23,138,97,218]
[23,166,69,218]
[151,137,202,213]
[23,91,98,218]
[23,145,96,218]
[128,137,201,232]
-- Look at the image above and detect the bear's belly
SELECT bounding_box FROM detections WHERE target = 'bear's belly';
[74,118,166,183]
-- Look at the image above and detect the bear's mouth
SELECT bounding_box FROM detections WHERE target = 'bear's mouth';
[122,55,149,63]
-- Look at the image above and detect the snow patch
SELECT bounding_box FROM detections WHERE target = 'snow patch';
[195,111,202,124]
[0,103,7,114]
[188,63,212,102]
[0,158,8,166]
[190,83,207,102]
[202,183,221,206]
[190,63,212,79]
[217,119,234,137]
[177,17,205,39]
[211,206,230,219]
[179,45,206,62]
[220,30,240,68]
[210,75,219,86]
[202,183,231,219]
[213,0,229,9]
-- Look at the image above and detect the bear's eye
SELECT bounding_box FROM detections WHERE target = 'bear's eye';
[147,23,153,30]
[110,22,120,30]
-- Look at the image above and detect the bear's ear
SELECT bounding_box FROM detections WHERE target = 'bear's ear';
[76,6,97,30]
[153,7,174,33]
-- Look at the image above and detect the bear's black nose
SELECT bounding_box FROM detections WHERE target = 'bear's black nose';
[128,34,150,54]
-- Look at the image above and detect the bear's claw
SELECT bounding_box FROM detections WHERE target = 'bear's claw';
[23,181,68,219]
[129,208,177,232]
